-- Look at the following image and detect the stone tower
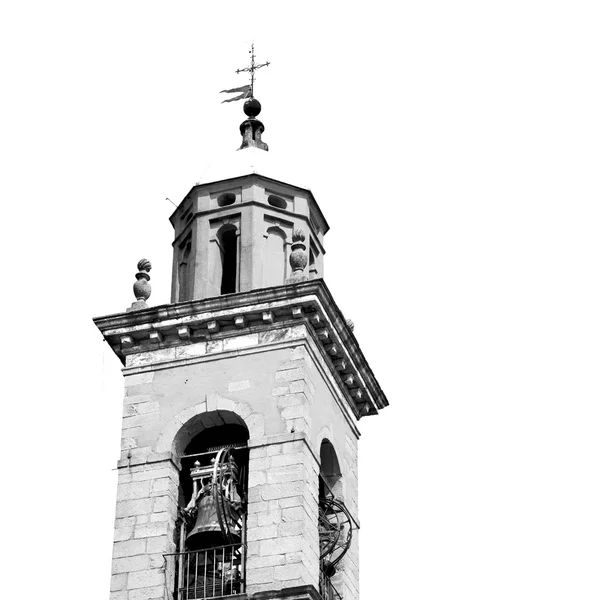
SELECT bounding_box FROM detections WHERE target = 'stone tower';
[95,95,388,600]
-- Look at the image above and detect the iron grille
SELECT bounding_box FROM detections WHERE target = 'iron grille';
[319,568,342,600]
[166,543,245,599]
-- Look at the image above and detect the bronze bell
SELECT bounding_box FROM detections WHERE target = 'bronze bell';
[186,489,240,550]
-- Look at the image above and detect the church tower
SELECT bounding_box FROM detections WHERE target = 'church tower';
[95,57,388,600]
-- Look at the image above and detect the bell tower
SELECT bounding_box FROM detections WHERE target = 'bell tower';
[95,74,388,600]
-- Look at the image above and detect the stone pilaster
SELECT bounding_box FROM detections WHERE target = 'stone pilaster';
[110,457,178,600]
[245,436,320,595]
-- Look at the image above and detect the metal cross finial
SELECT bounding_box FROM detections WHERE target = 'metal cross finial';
[235,43,270,97]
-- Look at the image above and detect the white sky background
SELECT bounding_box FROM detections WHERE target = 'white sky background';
[1,1,599,598]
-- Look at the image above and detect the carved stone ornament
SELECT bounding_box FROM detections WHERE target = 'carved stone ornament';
[286,229,308,284]
[127,258,152,312]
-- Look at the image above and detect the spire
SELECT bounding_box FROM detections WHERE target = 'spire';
[239,97,268,151]
[224,44,270,151]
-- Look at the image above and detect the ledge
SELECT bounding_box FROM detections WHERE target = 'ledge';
[250,585,321,600]
[94,280,388,419]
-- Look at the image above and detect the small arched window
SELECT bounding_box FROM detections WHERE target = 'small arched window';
[263,227,286,287]
[178,240,191,301]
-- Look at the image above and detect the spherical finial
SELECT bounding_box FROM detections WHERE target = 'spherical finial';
[244,97,262,118]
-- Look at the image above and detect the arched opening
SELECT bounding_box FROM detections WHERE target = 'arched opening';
[318,439,351,598]
[319,439,342,500]
[173,411,249,598]
[267,194,287,209]
[178,239,191,301]
[217,193,236,207]
[219,227,238,294]
[263,227,286,287]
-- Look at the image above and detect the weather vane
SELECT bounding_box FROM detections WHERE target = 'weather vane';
[220,44,270,104]
[236,43,270,98]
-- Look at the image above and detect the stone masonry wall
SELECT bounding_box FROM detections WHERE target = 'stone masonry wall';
[245,436,320,595]
[110,457,179,600]
[109,326,361,600]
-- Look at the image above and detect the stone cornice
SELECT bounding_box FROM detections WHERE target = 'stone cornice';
[93,280,389,419]
[171,173,330,235]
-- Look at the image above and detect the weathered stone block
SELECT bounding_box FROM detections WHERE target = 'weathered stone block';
[110,573,127,592]
[127,585,164,600]
[247,524,278,541]
[116,498,153,518]
[246,554,286,569]
[273,562,308,582]
[272,385,290,396]
[258,508,282,526]
[146,534,171,554]
[248,470,267,487]
[278,520,306,537]
[276,359,305,371]
[130,466,176,483]
[260,481,303,500]
[116,481,151,501]
[175,342,206,359]
[267,444,282,456]
[248,456,270,471]
[276,393,307,408]
[112,554,151,574]
[269,453,305,468]
[288,380,312,395]
[246,565,275,585]
[126,568,164,590]
[278,495,304,509]
[113,539,146,559]
[275,367,308,383]
[280,506,306,522]
[280,405,309,422]
[260,535,303,556]
[224,333,259,351]
[250,445,267,458]
[150,477,174,493]
[133,520,170,539]
[266,465,304,485]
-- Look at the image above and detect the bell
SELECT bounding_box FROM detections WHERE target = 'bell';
[186,491,240,550]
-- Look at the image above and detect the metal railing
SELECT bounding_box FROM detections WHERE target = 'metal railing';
[166,544,245,599]
[320,570,342,600]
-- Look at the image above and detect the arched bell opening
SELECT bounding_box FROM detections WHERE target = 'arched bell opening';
[319,439,343,500]
[318,439,352,599]
[172,411,249,599]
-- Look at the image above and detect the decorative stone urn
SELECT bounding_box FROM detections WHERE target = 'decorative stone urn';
[286,230,308,284]
[127,258,152,312]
